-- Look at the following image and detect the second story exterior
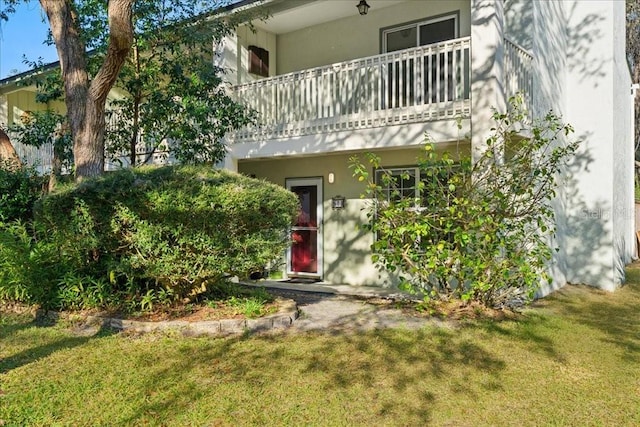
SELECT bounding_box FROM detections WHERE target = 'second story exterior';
[218,0,533,161]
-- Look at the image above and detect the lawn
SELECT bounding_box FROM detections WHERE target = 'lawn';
[1,270,639,426]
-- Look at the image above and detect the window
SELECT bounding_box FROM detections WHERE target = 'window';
[248,45,269,77]
[375,167,420,204]
[381,13,458,53]
[379,13,462,108]
[374,165,463,245]
[375,165,461,207]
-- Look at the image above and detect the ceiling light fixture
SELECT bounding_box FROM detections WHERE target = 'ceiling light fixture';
[357,0,370,16]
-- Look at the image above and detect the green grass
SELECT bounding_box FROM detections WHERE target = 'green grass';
[2,271,640,426]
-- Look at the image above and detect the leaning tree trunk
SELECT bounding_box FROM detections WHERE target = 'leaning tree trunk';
[41,0,134,181]
[0,128,21,170]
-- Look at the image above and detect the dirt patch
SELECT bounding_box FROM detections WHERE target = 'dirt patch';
[365,297,521,321]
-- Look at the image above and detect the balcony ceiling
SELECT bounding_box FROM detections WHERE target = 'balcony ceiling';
[252,0,409,34]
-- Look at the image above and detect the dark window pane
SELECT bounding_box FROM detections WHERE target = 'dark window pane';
[248,45,269,77]
[419,18,456,45]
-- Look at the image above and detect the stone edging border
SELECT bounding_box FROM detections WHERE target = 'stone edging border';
[35,299,299,337]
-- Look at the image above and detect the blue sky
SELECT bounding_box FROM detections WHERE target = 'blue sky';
[0,1,57,79]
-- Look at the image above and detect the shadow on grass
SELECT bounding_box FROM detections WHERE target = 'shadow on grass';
[7,276,638,425]
[112,326,507,425]
[111,279,640,424]
[476,312,568,363]
[0,312,37,339]
[0,313,118,374]
[537,275,640,363]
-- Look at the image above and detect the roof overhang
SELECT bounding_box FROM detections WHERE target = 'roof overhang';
[0,61,59,90]
[248,0,409,35]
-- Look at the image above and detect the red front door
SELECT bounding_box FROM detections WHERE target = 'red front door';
[286,178,322,277]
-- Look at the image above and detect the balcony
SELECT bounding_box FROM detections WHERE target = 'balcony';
[229,37,472,143]
[229,37,532,144]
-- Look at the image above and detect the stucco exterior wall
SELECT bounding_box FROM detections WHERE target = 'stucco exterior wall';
[504,0,533,51]
[611,2,636,279]
[531,0,569,294]
[231,117,470,161]
[216,25,277,86]
[470,0,505,163]
[276,0,470,75]
[563,0,615,289]
[224,0,634,294]
[545,0,633,292]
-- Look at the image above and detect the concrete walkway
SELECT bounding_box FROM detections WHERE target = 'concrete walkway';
[245,281,447,333]
[244,279,416,300]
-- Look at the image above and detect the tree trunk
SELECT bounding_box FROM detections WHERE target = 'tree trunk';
[0,128,21,169]
[40,0,134,181]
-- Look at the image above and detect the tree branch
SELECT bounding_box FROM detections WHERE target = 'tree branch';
[89,0,135,104]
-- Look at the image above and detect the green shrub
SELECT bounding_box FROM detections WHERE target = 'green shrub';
[0,161,46,222]
[350,96,578,308]
[27,165,298,309]
[0,221,64,308]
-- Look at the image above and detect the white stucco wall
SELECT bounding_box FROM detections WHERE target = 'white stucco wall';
[611,2,636,279]
[230,117,470,160]
[470,0,505,163]
[535,0,633,292]
[531,0,569,294]
[504,0,533,51]
[216,25,277,86]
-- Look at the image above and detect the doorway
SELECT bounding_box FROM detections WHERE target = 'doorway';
[286,177,323,279]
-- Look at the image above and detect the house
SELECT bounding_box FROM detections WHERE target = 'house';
[218,0,635,294]
[0,65,164,172]
[1,0,634,295]
[0,65,67,174]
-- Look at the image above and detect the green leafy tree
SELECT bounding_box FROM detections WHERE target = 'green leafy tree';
[2,0,257,178]
[2,0,136,180]
[105,0,255,166]
[350,97,578,308]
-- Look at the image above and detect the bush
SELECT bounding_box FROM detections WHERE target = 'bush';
[350,96,578,308]
[0,221,65,308]
[0,165,298,310]
[0,161,46,222]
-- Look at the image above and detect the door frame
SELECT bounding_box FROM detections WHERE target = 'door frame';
[285,177,324,279]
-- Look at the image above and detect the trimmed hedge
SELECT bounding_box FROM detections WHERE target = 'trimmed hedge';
[1,166,298,309]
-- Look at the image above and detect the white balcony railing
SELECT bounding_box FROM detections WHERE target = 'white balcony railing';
[504,38,533,112]
[230,37,472,142]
